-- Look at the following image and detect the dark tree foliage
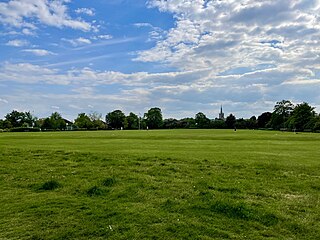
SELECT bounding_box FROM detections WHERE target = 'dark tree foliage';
[211,119,227,129]
[126,112,139,130]
[106,110,126,129]
[5,110,25,128]
[1,100,319,132]
[287,102,315,131]
[4,110,37,128]
[225,114,236,129]
[177,118,196,128]
[195,112,210,128]
[50,112,66,130]
[163,118,179,129]
[41,118,52,130]
[144,107,163,129]
[269,100,294,129]
[74,113,93,129]
[257,112,272,128]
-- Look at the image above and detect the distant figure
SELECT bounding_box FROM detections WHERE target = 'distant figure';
[234,126,237,131]
[121,127,123,130]
[147,126,149,131]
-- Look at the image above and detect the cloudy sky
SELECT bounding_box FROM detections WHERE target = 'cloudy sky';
[0,0,320,120]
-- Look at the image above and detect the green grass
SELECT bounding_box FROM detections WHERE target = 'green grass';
[0,129,320,239]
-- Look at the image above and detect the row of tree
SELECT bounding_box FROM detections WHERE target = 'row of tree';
[1,100,319,132]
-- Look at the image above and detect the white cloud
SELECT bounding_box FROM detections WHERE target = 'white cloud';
[22,28,35,35]
[140,0,320,75]
[22,49,55,56]
[0,0,92,31]
[1,62,319,118]
[91,35,113,40]
[75,8,95,16]
[97,35,113,40]
[6,39,29,47]
[133,22,167,41]
[63,37,92,47]
[0,98,8,104]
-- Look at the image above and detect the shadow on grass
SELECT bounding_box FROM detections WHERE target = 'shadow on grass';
[30,180,61,191]
[210,200,279,226]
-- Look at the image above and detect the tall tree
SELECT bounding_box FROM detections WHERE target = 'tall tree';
[126,112,139,130]
[5,110,26,128]
[89,112,106,129]
[287,102,315,131]
[257,112,272,128]
[269,100,294,129]
[24,111,37,127]
[74,113,93,129]
[49,112,66,130]
[225,114,236,129]
[106,110,126,129]
[195,112,210,128]
[144,107,163,129]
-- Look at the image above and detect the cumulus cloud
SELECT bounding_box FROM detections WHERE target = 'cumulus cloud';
[1,61,319,119]
[0,0,92,31]
[139,0,320,76]
[6,39,29,47]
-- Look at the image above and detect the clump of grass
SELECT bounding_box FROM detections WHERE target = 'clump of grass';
[210,199,279,226]
[86,186,105,197]
[39,180,61,191]
[102,177,116,187]
[211,200,254,220]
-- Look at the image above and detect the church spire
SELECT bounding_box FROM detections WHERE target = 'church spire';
[219,105,225,120]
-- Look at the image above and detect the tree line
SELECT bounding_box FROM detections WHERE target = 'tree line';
[1,100,319,132]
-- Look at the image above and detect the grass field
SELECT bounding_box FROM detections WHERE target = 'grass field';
[1,129,320,239]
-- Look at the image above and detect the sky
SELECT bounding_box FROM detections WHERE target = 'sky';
[0,0,320,121]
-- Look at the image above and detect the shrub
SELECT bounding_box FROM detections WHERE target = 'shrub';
[11,127,41,132]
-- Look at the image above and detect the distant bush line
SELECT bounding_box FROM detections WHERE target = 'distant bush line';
[1,100,320,133]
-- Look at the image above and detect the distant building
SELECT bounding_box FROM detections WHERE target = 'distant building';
[218,106,225,120]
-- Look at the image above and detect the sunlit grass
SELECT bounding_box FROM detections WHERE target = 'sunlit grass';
[0,130,320,239]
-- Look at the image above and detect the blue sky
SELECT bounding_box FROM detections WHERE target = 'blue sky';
[0,0,320,120]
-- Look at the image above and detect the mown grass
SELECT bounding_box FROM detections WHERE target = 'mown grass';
[0,129,320,239]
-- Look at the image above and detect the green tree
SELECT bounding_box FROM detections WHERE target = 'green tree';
[211,119,227,129]
[225,114,236,129]
[163,118,179,129]
[74,113,93,129]
[126,112,139,130]
[50,112,66,130]
[24,111,37,127]
[144,107,163,129]
[195,112,210,128]
[5,110,26,128]
[41,112,66,130]
[106,110,126,129]
[269,100,294,129]
[257,112,272,128]
[287,102,315,131]
[235,118,247,129]
[41,118,52,130]
[177,118,196,128]
[89,112,106,129]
